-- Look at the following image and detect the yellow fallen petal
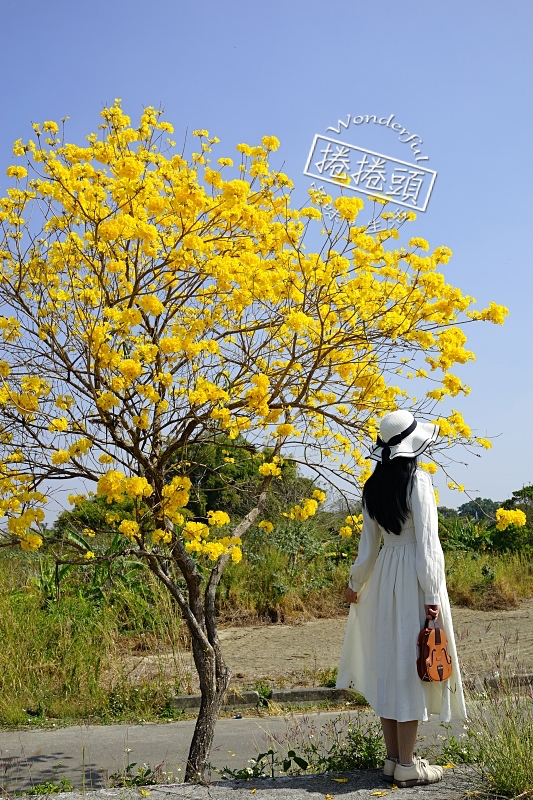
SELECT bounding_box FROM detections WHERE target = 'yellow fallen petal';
[331,777,348,783]
[370,793,389,797]
[444,763,455,768]
[250,790,257,795]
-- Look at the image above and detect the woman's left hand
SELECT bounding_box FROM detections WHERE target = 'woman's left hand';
[345,587,358,604]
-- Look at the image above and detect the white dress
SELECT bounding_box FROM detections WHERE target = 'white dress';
[336,470,467,722]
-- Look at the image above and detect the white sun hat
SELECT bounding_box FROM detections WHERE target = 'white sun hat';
[368,410,439,464]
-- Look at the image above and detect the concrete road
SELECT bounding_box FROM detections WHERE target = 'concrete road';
[0,711,464,793]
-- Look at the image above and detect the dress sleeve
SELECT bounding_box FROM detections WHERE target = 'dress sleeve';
[349,508,381,592]
[411,470,445,604]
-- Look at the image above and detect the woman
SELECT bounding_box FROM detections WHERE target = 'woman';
[336,410,466,788]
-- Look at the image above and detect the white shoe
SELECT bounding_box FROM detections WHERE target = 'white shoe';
[383,757,397,782]
[393,756,444,787]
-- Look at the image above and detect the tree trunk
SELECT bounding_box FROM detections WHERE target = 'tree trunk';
[145,490,272,782]
[183,490,271,780]
[184,629,232,782]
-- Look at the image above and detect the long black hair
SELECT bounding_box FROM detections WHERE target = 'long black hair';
[362,457,417,535]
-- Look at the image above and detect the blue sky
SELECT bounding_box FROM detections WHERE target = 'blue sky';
[1,0,531,509]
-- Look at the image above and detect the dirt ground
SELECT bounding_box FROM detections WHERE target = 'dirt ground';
[123,600,533,691]
[218,599,533,688]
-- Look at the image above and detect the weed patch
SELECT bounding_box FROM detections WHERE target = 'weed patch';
[317,667,338,687]
[275,712,386,772]
[0,552,186,725]
[216,712,385,779]
[24,778,74,795]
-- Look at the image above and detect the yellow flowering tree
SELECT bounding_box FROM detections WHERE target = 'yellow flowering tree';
[0,102,507,779]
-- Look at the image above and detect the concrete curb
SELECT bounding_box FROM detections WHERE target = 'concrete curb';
[483,672,533,690]
[22,768,474,799]
[270,687,355,704]
[171,687,358,713]
[172,691,260,712]
[171,675,533,712]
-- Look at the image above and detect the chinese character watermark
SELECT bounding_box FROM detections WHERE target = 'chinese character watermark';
[304,135,437,213]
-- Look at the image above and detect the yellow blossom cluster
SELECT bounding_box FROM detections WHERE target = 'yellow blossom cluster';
[275,422,297,438]
[152,527,172,545]
[437,410,472,440]
[97,471,153,504]
[0,459,47,548]
[20,532,43,551]
[447,481,465,492]
[495,508,527,531]
[419,462,438,474]
[258,461,282,477]
[182,517,241,562]
[339,513,363,538]
[283,490,326,521]
[291,498,319,520]
[207,510,231,527]
[258,455,283,477]
[258,520,274,534]
[68,494,87,506]
[118,519,140,540]
[161,475,192,523]
[346,513,363,532]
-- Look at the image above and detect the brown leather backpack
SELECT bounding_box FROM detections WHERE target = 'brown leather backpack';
[417,618,453,682]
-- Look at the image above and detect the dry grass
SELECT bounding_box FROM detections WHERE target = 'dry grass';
[445,551,533,610]
[454,643,533,798]
[0,553,186,725]
[215,545,351,625]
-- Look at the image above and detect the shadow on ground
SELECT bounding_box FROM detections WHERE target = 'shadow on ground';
[0,748,107,794]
